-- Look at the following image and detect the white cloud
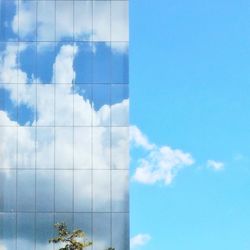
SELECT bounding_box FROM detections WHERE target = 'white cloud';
[130,234,151,249]
[130,125,154,151]
[207,160,224,171]
[131,127,195,185]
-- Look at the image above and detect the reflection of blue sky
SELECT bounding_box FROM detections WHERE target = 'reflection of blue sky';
[18,104,36,126]
[19,43,37,83]
[0,41,128,125]
[0,0,17,41]
[74,42,92,84]
[111,44,129,84]
[0,88,17,121]
[93,42,111,84]
[0,2,129,250]
[37,43,56,84]
[112,84,128,105]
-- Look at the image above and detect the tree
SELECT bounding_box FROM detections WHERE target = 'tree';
[49,222,92,250]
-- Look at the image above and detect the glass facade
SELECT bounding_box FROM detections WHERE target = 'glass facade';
[0,0,129,249]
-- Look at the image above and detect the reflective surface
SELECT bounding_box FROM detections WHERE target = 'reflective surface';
[0,0,129,249]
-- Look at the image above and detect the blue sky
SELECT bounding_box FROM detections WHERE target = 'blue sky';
[130,0,250,249]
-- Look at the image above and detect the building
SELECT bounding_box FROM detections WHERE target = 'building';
[0,0,129,249]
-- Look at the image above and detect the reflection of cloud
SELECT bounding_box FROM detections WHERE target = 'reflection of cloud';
[11,1,128,51]
[130,125,154,150]
[12,1,36,39]
[0,43,28,84]
[131,126,194,185]
[1,1,129,248]
[130,234,151,249]
[0,43,129,169]
[53,44,77,84]
[0,36,128,250]
[207,160,224,171]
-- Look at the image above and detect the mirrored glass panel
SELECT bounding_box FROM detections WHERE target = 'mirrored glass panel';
[18,42,36,84]
[74,127,91,169]
[92,84,110,126]
[93,213,111,250]
[37,42,55,83]
[93,1,110,42]
[74,42,93,84]
[0,127,17,169]
[74,170,91,212]
[17,170,35,211]
[55,213,74,250]
[112,170,129,213]
[36,84,55,126]
[17,127,36,169]
[74,1,92,41]
[55,127,73,169]
[74,213,92,242]
[0,1,129,249]
[0,170,16,212]
[0,213,16,250]
[93,42,111,84]
[55,84,73,126]
[17,85,36,126]
[93,127,110,169]
[0,1,18,41]
[37,1,55,42]
[18,1,37,41]
[55,213,73,230]
[0,43,18,83]
[111,127,129,169]
[112,213,129,250]
[73,84,92,126]
[74,42,94,84]
[111,1,129,42]
[17,213,35,250]
[36,170,54,212]
[36,213,54,250]
[54,213,74,250]
[111,44,129,84]
[0,86,18,125]
[55,170,73,212]
[93,170,111,212]
[111,84,129,126]
[54,42,75,84]
[36,127,54,169]
[56,1,73,41]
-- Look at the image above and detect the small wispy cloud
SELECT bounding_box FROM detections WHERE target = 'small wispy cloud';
[130,125,155,151]
[207,160,224,171]
[130,234,151,249]
[233,153,244,161]
[130,126,195,185]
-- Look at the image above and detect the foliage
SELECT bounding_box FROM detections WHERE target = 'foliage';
[49,222,92,250]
